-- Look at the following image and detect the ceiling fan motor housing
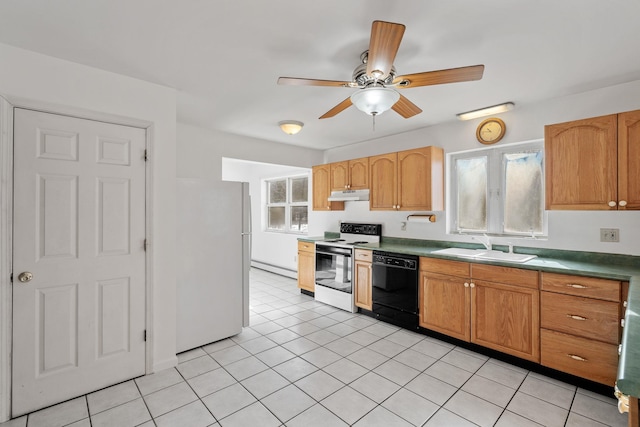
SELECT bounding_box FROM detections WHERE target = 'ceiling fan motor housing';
[353,51,396,87]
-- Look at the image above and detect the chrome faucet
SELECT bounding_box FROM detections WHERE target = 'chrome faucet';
[473,234,492,251]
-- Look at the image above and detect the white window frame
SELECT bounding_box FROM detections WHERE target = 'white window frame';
[448,139,547,238]
[264,174,309,234]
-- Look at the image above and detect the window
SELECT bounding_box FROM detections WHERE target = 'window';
[266,175,308,233]
[450,140,546,237]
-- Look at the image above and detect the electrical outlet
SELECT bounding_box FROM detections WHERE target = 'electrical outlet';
[600,228,620,242]
[401,222,407,231]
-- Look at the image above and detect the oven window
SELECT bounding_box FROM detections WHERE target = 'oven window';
[315,248,352,293]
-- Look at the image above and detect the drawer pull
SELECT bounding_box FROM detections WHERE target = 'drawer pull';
[566,283,588,289]
[566,314,587,321]
[568,354,587,362]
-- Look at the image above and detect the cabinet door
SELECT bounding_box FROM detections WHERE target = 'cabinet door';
[419,272,470,342]
[369,152,397,210]
[354,260,372,310]
[349,157,369,190]
[312,164,343,211]
[297,250,315,292]
[471,280,540,362]
[398,146,444,211]
[545,115,618,210]
[330,161,349,191]
[618,110,640,210]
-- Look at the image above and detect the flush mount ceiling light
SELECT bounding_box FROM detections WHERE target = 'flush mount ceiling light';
[456,102,515,121]
[278,120,304,135]
[350,86,400,116]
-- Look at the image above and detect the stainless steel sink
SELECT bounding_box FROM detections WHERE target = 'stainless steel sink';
[431,248,537,263]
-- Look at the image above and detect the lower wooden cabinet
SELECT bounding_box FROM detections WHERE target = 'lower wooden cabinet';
[419,259,471,342]
[297,241,315,292]
[540,272,624,385]
[541,329,619,386]
[419,259,540,363]
[354,249,373,310]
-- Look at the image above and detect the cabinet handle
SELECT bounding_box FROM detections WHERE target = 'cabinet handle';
[619,200,627,207]
[470,283,476,288]
[566,283,587,289]
[621,319,625,328]
[464,282,469,288]
[608,201,617,207]
[624,301,628,308]
[568,354,587,362]
[566,314,587,321]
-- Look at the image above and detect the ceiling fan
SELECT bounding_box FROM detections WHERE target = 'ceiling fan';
[278,20,484,120]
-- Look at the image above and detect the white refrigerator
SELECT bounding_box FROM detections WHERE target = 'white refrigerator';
[176,179,251,353]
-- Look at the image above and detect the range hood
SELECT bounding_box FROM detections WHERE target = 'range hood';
[327,189,370,202]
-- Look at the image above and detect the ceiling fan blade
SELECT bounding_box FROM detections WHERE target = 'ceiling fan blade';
[392,94,422,118]
[393,65,485,88]
[319,97,353,119]
[278,77,354,87]
[366,21,405,79]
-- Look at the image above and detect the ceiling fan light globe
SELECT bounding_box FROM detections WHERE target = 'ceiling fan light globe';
[350,87,400,116]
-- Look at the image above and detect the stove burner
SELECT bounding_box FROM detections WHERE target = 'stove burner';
[324,239,345,243]
[350,241,369,245]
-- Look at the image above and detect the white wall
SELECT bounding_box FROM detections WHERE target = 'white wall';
[177,123,324,271]
[316,80,640,256]
[0,42,178,382]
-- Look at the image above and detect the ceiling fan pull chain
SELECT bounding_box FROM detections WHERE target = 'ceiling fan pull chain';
[372,113,376,132]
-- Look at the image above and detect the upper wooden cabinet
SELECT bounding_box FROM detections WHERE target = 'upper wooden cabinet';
[370,146,444,211]
[618,110,640,210]
[312,164,344,211]
[545,109,640,210]
[330,157,369,191]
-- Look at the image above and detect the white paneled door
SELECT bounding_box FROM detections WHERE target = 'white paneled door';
[12,109,147,416]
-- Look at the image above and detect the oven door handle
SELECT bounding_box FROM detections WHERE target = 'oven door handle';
[316,249,352,257]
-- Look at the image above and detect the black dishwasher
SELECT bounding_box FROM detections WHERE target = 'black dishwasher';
[372,251,419,330]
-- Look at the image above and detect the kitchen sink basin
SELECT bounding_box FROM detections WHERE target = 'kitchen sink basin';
[430,248,487,258]
[475,250,537,263]
[431,248,537,263]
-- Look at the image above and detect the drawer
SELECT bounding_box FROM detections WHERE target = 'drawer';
[471,264,539,290]
[354,249,372,262]
[541,329,618,386]
[297,241,315,253]
[541,272,620,301]
[420,257,469,277]
[541,292,619,344]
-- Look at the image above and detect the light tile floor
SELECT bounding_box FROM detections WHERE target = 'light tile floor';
[2,268,629,427]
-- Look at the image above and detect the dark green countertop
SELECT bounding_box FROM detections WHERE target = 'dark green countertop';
[301,236,640,280]
[617,276,640,398]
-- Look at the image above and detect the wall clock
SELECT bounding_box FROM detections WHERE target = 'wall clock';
[476,117,506,144]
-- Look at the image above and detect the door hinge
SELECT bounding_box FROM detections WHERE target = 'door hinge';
[144,239,147,251]
[144,149,148,161]
[10,273,13,283]
[144,330,147,341]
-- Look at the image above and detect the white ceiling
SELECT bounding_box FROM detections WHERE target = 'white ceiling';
[1,0,639,150]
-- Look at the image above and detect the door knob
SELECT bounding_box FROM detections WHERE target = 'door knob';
[17,272,33,283]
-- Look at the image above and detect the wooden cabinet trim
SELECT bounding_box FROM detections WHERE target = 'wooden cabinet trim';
[420,257,470,277]
[471,263,539,289]
[541,272,620,301]
[541,329,618,386]
[541,291,619,344]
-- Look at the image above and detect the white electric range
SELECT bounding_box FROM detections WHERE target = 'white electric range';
[314,222,381,312]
